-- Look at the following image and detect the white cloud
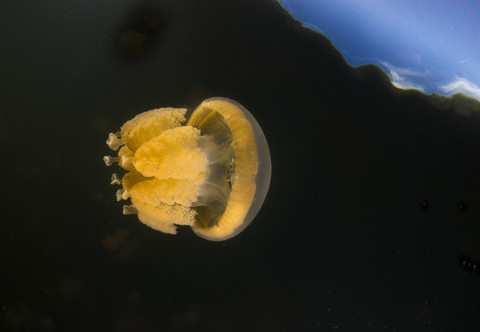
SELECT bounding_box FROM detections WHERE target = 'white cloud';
[440,77,480,99]
[391,80,425,92]
[380,61,426,92]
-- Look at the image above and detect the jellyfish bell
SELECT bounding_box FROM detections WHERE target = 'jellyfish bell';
[187,98,272,240]
[104,97,271,241]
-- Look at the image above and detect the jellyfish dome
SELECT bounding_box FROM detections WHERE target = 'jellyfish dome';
[104,97,271,241]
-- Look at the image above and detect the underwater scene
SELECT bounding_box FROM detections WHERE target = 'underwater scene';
[1,0,479,331]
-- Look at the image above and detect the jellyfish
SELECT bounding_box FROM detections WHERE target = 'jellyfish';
[104,97,271,241]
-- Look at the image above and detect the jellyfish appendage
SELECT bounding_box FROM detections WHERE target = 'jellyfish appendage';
[106,131,123,151]
[110,173,121,185]
[103,155,119,166]
[122,204,138,215]
[104,97,271,241]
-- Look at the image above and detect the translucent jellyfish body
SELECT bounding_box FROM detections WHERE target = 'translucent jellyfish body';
[104,97,271,241]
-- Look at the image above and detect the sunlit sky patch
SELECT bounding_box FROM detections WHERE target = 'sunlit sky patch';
[278,0,480,101]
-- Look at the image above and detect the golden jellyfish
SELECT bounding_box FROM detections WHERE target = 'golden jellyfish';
[104,97,271,241]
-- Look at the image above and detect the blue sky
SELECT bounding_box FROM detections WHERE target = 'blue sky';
[278,0,480,100]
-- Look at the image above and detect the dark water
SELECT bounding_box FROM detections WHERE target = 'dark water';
[1,0,479,331]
